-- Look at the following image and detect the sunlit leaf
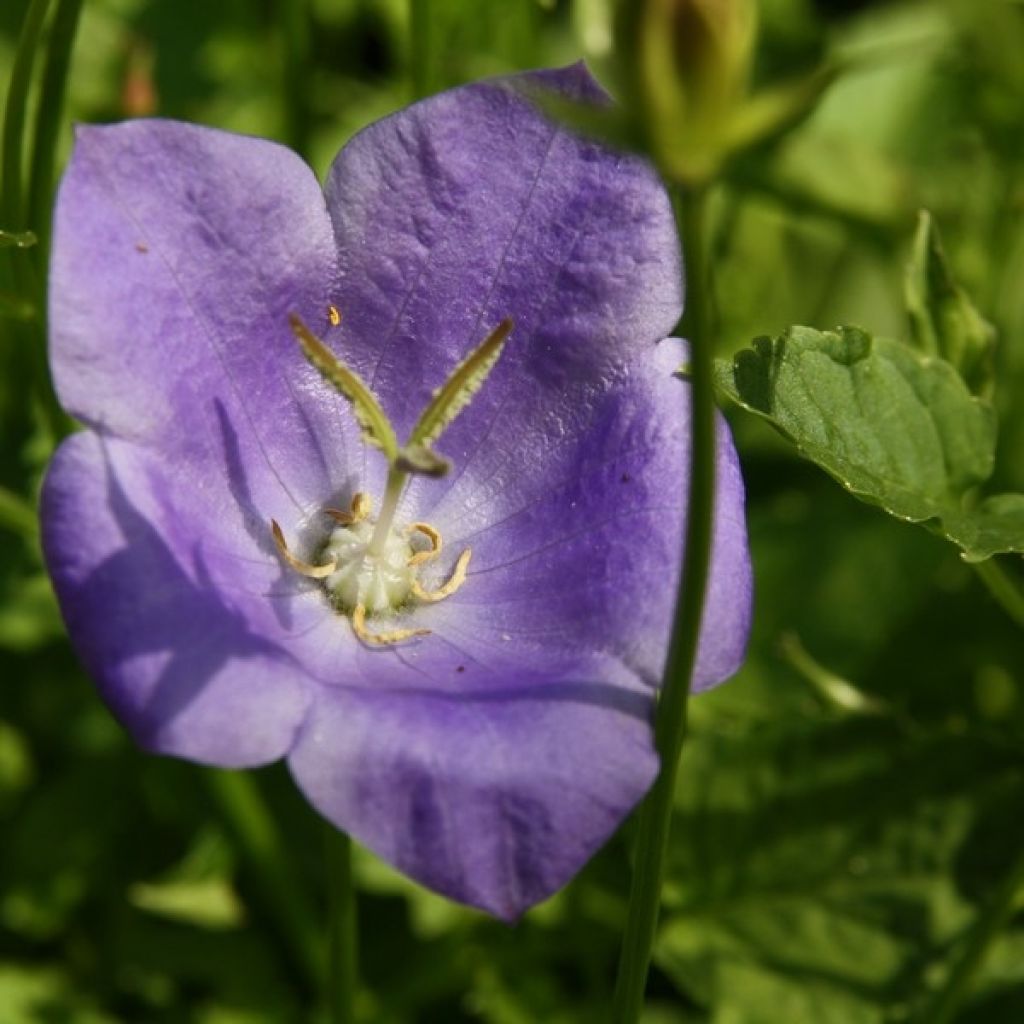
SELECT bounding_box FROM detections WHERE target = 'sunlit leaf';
[129,878,244,930]
[715,326,1024,560]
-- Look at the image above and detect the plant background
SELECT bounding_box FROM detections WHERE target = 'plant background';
[1,0,1023,1021]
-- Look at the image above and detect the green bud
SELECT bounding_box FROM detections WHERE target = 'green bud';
[620,0,758,183]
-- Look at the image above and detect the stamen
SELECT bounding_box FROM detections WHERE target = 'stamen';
[406,522,442,566]
[325,492,371,526]
[411,548,472,603]
[328,304,342,326]
[271,519,338,579]
[352,603,431,646]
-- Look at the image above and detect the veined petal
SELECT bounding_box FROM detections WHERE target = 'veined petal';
[49,120,360,520]
[421,338,752,692]
[41,432,311,767]
[323,64,682,493]
[288,673,658,920]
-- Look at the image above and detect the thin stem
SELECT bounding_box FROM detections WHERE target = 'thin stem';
[28,0,84,273]
[610,184,717,1023]
[408,0,433,100]
[918,842,1024,1024]
[972,558,1024,629]
[326,827,358,1024]
[2,0,51,233]
[207,770,322,992]
[278,0,312,160]
[368,465,407,555]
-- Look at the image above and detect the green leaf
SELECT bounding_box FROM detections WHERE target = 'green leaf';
[905,210,996,396]
[655,675,1024,1024]
[715,326,1024,560]
[0,229,36,249]
[289,313,398,460]
[0,485,38,540]
[129,878,244,930]
[409,318,514,447]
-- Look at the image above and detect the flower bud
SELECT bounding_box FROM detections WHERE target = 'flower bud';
[618,0,758,183]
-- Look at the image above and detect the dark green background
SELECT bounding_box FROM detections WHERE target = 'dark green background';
[1,0,1022,1020]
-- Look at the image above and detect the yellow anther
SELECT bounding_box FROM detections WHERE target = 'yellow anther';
[411,548,472,603]
[328,304,342,327]
[406,522,442,566]
[325,492,371,526]
[271,519,337,579]
[351,603,430,646]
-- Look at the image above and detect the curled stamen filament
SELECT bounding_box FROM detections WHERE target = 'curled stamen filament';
[352,603,431,645]
[325,492,371,526]
[271,519,337,578]
[411,548,472,603]
[406,522,442,566]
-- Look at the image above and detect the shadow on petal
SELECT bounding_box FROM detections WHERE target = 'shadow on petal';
[46,437,305,764]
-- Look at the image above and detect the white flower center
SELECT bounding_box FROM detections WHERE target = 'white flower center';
[321,519,416,615]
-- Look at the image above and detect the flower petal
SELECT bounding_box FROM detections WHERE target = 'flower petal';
[419,339,752,691]
[288,672,657,920]
[41,432,311,766]
[323,64,682,489]
[49,119,355,524]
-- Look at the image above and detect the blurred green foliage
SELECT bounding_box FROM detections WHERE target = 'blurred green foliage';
[1,0,1023,1021]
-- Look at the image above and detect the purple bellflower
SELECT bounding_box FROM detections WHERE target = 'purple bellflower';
[42,65,752,920]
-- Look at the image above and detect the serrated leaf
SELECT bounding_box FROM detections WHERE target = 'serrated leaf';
[409,318,513,447]
[289,314,398,460]
[905,210,996,396]
[0,229,36,249]
[715,325,1024,560]
[956,494,1024,563]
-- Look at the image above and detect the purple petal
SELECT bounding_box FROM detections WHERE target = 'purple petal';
[287,673,657,920]
[43,65,754,919]
[41,432,310,766]
[416,337,752,692]
[49,119,357,529]
[323,64,682,489]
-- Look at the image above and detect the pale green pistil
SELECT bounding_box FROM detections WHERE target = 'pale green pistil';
[323,519,415,615]
[270,310,513,646]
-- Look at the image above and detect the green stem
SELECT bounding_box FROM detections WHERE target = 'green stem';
[1,0,51,233]
[368,465,407,555]
[918,842,1024,1024]
[207,770,322,992]
[610,184,717,1023]
[278,0,312,160]
[408,0,433,99]
[326,828,358,1024]
[28,0,84,273]
[972,558,1024,629]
